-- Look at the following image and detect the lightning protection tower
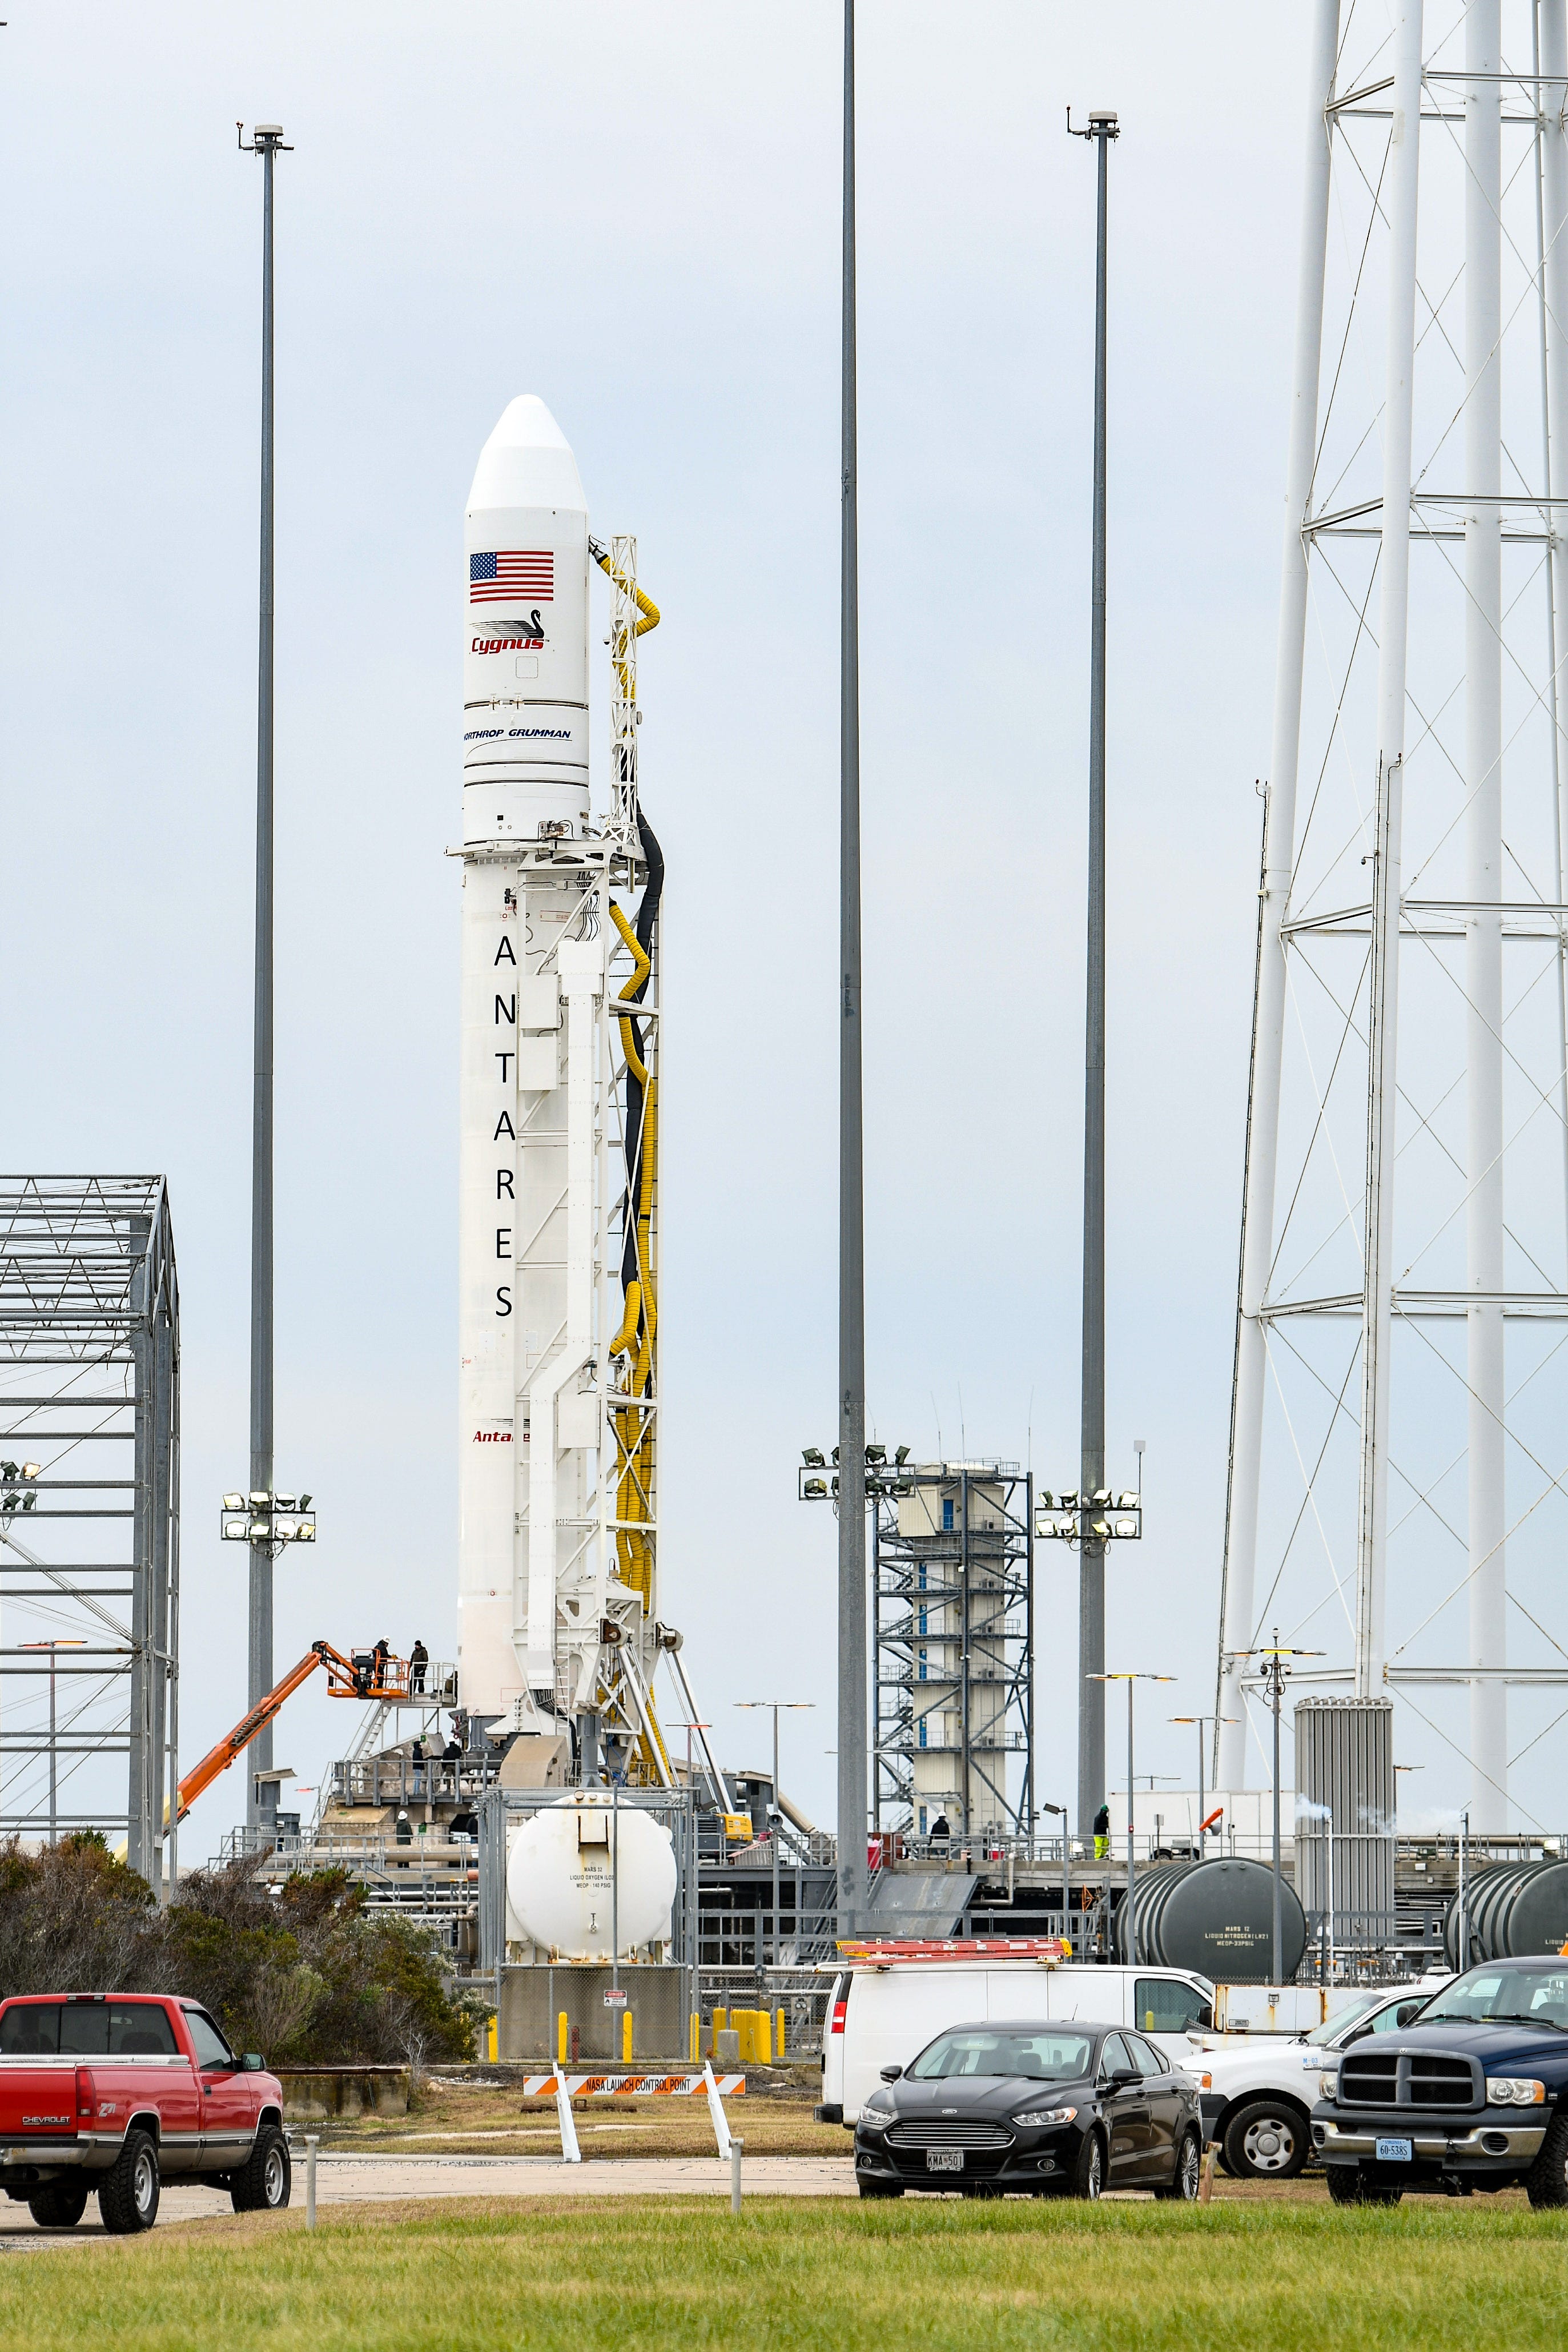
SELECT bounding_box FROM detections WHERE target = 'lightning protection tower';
[1217,1,1568,1834]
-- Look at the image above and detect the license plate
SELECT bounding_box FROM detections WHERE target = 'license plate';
[1375,2138,1413,2163]
[926,2149,964,2173]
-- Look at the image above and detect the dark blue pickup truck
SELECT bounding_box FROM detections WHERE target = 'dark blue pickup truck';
[1311,1956,1568,2205]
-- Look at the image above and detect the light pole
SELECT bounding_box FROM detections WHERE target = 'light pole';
[1089,1671,1173,1965]
[237,120,292,1835]
[1068,104,1119,1843]
[1457,1804,1471,1969]
[1252,1631,1320,1984]
[799,1445,908,1918]
[835,0,869,1950]
[735,1702,814,1967]
[1038,1799,1068,1940]
[671,1719,711,1791]
[1169,1713,1235,1859]
[1036,1479,1143,1856]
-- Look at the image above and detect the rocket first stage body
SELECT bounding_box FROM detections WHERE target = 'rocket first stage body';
[457,395,671,1778]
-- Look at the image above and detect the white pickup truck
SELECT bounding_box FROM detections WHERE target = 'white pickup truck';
[1197,1977,1450,2180]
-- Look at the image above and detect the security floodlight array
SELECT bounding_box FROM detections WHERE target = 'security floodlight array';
[220,1489,316,1547]
[1035,1487,1142,1546]
[799,1442,914,1502]
[0,1460,42,1517]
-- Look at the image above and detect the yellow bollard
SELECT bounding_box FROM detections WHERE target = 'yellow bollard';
[775,2006,786,2058]
[712,2004,727,2057]
[487,2015,498,2063]
[734,2009,753,2064]
[557,2010,569,2065]
[622,2008,634,2064]
[689,2012,701,2064]
[756,2009,773,2065]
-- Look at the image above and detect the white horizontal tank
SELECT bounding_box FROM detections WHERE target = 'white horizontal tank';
[506,1793,677,1960]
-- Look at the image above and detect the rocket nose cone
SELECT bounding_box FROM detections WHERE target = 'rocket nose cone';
[467,395,586,514]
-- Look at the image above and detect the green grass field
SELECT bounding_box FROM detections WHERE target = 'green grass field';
[1,2194,1565,2352]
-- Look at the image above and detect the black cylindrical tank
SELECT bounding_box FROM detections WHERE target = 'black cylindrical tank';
[1444,1858,1568,1965]
[1113,1857,1306,1984]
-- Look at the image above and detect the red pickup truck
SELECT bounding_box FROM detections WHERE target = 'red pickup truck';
[0,1993,290,2232]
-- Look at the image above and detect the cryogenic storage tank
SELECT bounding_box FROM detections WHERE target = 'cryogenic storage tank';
[506,1792,676,1960]
[1445,1858,1568,1967]
[1113,1858,1306,1985]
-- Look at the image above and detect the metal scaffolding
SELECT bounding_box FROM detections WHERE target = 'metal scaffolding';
[0,1178,179,1886]
[872,1462,1034,1840]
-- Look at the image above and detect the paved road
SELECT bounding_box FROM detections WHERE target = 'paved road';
[0,2151,858,2247]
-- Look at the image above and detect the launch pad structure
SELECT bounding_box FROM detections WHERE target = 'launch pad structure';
[0,1177,179,1886]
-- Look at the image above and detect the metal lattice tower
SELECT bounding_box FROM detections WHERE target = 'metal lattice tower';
[1218,1,1568,1831]
[872,1462,1034,1840]
[0,1179,179,1882]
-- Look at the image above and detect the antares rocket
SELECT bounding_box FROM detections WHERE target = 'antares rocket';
[457,396,711,1790]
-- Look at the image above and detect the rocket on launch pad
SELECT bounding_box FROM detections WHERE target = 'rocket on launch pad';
[456,396,716,1796]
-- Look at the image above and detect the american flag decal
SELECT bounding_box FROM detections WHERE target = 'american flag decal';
[470,550,554,605]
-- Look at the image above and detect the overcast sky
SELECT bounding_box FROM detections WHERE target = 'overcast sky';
[0,3,1324,1855]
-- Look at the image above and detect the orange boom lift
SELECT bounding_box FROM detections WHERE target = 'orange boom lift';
[172,1640,429,1824]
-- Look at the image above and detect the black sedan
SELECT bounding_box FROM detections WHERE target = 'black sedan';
[853,2021,1203,2200]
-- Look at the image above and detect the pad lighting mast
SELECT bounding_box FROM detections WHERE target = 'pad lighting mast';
[238,120,292,1835]
[1068,104,1119,1841]
[838,0,868,1939]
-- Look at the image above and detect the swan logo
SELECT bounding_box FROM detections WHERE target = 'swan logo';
[472,613,546,653]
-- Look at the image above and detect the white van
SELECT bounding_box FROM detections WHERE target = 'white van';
[819,1958,1215,2124]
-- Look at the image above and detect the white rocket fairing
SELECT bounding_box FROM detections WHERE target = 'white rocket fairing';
[461,399,590,838]
[459,397,590,1721]
[457,397,672,1775]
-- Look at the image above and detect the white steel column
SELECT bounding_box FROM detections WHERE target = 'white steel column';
[1542,2,1568,1261]
[1355,0,1425,1700]
[1465,5,1508,1829]
[1217,0,1342,1792]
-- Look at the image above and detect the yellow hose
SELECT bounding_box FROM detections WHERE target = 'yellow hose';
[592,543,661,637]
[605,894,664,1781]
[609,904,651,1085]
[590,545,666,1784]
[610,1278,641,1361]
[614,1079,657,1603]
